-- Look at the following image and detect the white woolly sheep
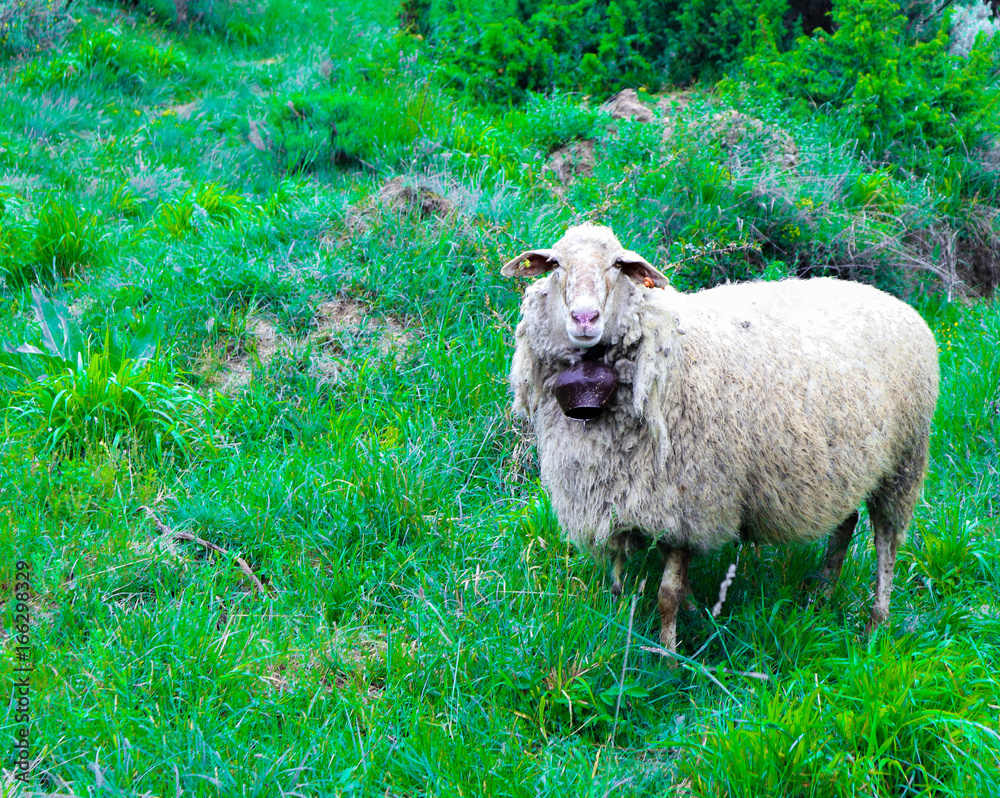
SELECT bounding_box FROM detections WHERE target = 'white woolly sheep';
[503,224,939,651]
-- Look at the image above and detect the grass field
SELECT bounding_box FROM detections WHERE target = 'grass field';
[2,2,1000,795]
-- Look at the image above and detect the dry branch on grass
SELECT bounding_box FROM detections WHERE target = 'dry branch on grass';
[146,511,272,596]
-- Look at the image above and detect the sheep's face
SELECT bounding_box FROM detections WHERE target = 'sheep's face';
[502,224,668,349]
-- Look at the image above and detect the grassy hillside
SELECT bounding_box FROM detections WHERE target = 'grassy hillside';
[2,1,1000,795]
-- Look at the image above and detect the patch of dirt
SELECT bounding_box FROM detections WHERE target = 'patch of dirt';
[322,630,388,702]
[655,91,695,115]
[67,296,96,320]
[218,318,285,392]
[210,299,416,392]
[343,175,457,237]
[311,298,414,378]
[544,139,596,184]
[379,176,454,218]
[263,663,292,694]
[162,101,199,121]
[600,88,655,123]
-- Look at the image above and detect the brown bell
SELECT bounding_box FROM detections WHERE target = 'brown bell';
[553,360,618,420]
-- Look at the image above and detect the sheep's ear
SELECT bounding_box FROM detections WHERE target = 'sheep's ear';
[616,250,669,287]
[502,249,561,278]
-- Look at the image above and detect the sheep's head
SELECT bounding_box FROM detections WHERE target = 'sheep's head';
[502,224,668,348]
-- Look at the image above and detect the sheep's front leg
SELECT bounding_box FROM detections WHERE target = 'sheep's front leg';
[611,553,626,598]
[657,547,692,651]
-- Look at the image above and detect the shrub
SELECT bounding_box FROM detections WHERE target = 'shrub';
[155,193,203,238]
[516,92,607,153]
[114,0,266,42]
[260,86,443,173]
[418,0,672,103]
[670,0,790,84]
[194,182,247,220]
[153,184,246,238]
[746,0,1000,169]
[19,25,188,91]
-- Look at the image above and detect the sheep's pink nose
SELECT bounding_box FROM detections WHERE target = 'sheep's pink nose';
[571,309,600,326]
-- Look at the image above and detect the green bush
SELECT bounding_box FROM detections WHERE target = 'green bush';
[418,0,672,102]
[114,0,266,42]
[745,0,1000,168]
[153,184,245,238]
[517,92,607,153]
[19,25,187,91]
[261,85,444,173]
[670,0,790,83]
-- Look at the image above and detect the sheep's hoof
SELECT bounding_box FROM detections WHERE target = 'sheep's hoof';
[657,636,680,668]
[866,608,888,633]
[610,581,623,599]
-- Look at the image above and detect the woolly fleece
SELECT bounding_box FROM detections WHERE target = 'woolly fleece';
[508,228,939,561]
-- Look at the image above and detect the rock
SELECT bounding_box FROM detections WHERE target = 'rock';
[600,89,654,123]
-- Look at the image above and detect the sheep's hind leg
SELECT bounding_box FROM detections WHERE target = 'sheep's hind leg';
[818,510,859,595]
[868,513,902,630]
[867,439,929,630]
[657,546,692,652]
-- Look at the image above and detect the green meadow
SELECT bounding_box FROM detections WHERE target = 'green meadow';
[2,0,1000,794]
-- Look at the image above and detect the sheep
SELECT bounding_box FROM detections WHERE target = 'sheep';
[502,224,939,651]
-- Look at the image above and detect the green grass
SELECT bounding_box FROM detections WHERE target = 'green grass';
[2,1,1000,795]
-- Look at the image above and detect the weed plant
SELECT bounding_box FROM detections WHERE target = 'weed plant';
[1,1,999,796]
[1,289,212,458]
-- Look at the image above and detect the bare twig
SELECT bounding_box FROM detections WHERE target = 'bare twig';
[147,512,272,596]
[711,551,740,618]
[661,240,762,272]
[583,166,640,222]
[483,292,513,333]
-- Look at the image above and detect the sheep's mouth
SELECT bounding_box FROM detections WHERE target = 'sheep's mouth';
[568,331,602,347]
